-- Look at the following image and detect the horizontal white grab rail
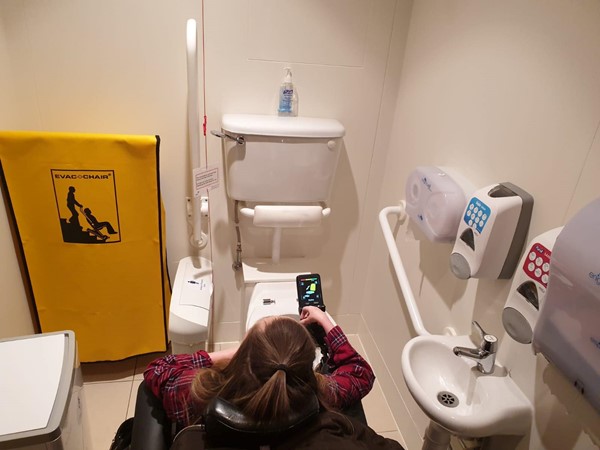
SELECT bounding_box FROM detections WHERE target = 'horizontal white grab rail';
[379,202,430,336]
[239,203,331,219]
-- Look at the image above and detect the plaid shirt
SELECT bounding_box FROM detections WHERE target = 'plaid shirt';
[144,325,375,428]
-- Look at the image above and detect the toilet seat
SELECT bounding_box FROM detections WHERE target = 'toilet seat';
[245,282,300,331]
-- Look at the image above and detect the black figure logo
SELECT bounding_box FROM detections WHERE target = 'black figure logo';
[52,170,121,244]
[66,186,83,227]
[80,207,118,241]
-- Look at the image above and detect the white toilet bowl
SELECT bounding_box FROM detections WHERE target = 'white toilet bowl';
[246,282,300,331]
[243,260,337,333]
[245,279,339,372]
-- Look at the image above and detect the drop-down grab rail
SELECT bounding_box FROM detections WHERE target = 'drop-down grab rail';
[378,202,430,336]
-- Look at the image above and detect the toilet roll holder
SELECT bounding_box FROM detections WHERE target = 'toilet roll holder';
[238,202,332,264]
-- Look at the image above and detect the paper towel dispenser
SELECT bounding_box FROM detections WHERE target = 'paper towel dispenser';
[533,198,600,414]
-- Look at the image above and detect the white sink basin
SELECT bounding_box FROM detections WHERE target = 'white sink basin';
[401,334,531,437]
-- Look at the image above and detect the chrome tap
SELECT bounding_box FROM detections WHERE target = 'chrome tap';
[453,321,498,374]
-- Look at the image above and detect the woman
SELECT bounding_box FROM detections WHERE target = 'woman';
[144,307,404,449]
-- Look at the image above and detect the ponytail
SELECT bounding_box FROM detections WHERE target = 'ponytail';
[245,369,290,423]
[190,317,328,425]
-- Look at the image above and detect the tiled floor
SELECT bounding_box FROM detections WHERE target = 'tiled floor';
[82,335,405,449]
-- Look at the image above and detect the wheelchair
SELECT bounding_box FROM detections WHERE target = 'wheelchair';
[129,381,368,450]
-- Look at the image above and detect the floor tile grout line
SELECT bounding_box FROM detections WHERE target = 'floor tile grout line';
[125,379,134,420]
[83,379,135,385]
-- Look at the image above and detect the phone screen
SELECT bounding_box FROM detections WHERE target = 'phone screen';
[296,273,325,311]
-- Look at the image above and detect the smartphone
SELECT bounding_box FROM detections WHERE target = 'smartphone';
[296,273,326,312]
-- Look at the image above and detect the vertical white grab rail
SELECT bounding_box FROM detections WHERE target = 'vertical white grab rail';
[186,18,208,249]
[379,202,430,336]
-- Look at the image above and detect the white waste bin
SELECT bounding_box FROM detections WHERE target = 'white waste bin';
[0,330,87,449]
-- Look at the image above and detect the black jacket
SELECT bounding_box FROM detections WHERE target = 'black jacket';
[275,411,405,450]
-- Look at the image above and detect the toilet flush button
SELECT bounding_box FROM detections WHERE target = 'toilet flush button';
[327,140,336,149]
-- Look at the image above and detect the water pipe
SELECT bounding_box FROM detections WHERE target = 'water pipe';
[379,202,431,336]
[186,18,208,249]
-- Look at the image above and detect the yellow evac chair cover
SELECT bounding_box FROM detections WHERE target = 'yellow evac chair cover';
[0,131,170,362]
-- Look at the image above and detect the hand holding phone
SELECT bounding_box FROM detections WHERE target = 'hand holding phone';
[300,306,334,334]
[296,274,329,362]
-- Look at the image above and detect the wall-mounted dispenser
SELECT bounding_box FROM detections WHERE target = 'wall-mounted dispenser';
[533,198,600,414]
[405,166,473,242]
[502,228,562,344]
[449,183,534,279]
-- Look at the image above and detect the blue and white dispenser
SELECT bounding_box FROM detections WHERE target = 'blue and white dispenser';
[533,198,600,413]
[450,183,534,279]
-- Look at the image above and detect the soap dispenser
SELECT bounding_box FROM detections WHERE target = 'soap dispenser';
[277,67,297,117]
[449,182,534,280]
[502,227,562,344]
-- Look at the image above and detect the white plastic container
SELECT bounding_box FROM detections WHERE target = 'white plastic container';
[169,256,213,354]
[0,331,88,449]
[502,227,562,344]
[405,166,471,242]
[450,183,533,279]
[533,198,600,413]
[277,67,297,116]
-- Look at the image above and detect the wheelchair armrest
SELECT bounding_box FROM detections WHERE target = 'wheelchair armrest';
[130,382,172,450]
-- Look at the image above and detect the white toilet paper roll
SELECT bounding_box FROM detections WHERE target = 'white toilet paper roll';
[252,205,324,228]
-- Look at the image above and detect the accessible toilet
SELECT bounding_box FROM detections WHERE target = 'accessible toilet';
[219,114,345,331]
[243,262,311,332]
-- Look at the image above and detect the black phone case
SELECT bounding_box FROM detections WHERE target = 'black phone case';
[296,273,325,312]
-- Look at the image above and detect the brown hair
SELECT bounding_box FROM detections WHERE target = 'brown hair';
[190,317,331,424]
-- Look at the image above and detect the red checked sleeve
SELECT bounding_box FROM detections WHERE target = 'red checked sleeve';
[143,351,213,427]
[323,326,376,409]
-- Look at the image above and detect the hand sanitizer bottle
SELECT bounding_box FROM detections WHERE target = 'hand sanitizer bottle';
[278,67,297,116]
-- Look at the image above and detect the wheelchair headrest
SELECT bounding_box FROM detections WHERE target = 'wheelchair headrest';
[203,394,320,443]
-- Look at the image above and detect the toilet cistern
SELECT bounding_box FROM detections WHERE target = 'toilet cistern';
[219,114,345,264]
